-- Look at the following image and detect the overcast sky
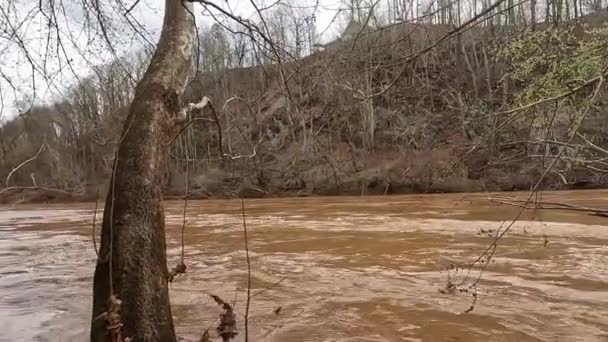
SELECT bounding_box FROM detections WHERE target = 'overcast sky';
[0,0,356,122]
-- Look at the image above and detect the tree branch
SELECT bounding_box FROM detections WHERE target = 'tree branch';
[490,196,608,216]
[4,143,46,188]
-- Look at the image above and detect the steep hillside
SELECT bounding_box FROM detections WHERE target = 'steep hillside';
[2,16,608,203]
[172,18,607,198]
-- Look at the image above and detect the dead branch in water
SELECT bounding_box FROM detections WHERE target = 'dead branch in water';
[210,294,238,341]
[490,196,608,216]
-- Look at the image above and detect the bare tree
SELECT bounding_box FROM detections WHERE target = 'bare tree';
[91,0,195,340]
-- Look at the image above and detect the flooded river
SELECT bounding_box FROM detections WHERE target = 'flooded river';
[1,190,607,341]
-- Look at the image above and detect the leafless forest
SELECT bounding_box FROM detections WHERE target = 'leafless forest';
[1,0,607,204]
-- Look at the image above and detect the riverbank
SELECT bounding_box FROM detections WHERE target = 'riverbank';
[1,180,606,205]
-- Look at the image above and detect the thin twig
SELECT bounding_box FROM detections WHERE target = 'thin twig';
[241,198,251,342]
[456,70,606,312]
[490,197,608,215]
[181,160,189,262]
[208,98,225,159]
[224,147,257,161]
[167,117,214,147]
[124,0,141,14]
[92,189,100,257]
[107,150,119,294]
[577,132,608,156]
[104,115,136,296]
[169,134,191,283]
[249,276,288,300]
[361,0,514,99]
[496,73,606,117]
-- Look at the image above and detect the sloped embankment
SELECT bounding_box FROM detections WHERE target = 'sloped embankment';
[170,20,607,199]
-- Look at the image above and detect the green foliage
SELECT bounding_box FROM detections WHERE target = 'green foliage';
[498,23,608,104]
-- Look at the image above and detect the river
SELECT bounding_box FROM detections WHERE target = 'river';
[1,190,607,341]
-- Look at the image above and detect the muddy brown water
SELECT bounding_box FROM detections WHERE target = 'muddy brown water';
[1,190,608,341]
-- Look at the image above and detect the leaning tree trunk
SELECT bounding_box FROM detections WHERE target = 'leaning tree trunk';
[91,1,194,341]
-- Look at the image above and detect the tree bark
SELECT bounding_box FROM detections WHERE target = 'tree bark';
[91,1,195,341]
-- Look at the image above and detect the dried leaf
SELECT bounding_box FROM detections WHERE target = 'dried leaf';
[168,262,187,282]
[105,295,130,342]
[209,294,238,340]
